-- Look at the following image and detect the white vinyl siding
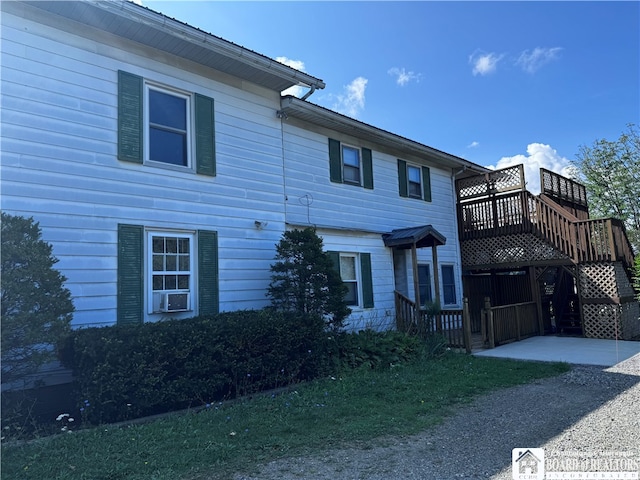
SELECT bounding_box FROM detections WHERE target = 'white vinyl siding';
[1,6,287,327]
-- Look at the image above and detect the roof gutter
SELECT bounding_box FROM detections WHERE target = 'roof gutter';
[279,96,489,173]
[113,1,326,91]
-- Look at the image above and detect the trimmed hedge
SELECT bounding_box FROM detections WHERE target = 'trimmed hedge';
[59,310,329,424]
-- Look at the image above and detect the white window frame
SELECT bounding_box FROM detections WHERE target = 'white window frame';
[407,163,423,199]
[146,230,195,314]
[144,82,193,170]
[339,252,362,308]
[341,144,362,186]
[441,264,457,306]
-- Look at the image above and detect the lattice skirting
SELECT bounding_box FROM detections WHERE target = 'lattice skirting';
[582,302,640,340]
[462,233,569,267]
[578,262,618,298]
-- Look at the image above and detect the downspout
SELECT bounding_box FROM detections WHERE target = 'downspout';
[299,84,316,101]
[277,109,289,225]
[450,165,467,309]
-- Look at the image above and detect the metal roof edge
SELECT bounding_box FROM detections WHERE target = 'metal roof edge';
[21,0,325,91]
[280,96,488,172]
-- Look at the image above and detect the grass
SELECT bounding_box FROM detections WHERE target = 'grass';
[1,353,569,480]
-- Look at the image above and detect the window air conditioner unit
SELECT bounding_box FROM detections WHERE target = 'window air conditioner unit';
[160,292,189,313]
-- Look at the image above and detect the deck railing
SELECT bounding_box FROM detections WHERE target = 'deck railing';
[481,300,539,348]
[459,191,635,270]
[394,291,471,352]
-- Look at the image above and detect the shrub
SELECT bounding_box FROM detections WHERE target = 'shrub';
[1,213,74,386]
[329,330,422,371]
[267,227,351,331]
[59,310,329,424]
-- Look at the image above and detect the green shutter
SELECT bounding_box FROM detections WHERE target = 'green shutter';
[117,224,144,325]
[360,253,374,308]
[198,230,219,316]
[327,251,340,273]
[362,148,373,189]
[195,94,216,176]
[397,159,408,197]
[422,166,432,202]
[328,138,343,183]
[117,71,143,164]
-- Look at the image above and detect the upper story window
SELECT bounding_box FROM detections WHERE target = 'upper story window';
[147,87,190,167]
[407,165,423,199]
[398,159,431,202]
[328,138,373,189]
[118,70,216,176]
[342,145,361,185]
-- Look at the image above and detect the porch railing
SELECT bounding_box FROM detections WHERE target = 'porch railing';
[481,299,539,348]
[394,291,471,353]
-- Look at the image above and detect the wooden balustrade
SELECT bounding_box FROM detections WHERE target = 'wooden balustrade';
[481,299,538,348]
[459,190,635,270]
[394,291,471,353]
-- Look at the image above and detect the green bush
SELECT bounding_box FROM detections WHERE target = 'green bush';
[1,212,74,386]
[59,310,328,424]
[329,330,423,371]
[268,227,350,331]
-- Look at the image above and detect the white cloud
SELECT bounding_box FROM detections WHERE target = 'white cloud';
[387,67,422,86]
[127,0,143,4]
[469,50,504,76]
[276,56,308,97]
[331,77,368,118]
[467,141,480,148]
[516,47,562,74]
[488,143,573,194]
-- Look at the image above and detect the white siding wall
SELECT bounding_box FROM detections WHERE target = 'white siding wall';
[282,122,464,310]
[316,229,396,331]
[1,8,286,327]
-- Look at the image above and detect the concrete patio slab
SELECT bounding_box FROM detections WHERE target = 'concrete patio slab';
[472,335,640,367]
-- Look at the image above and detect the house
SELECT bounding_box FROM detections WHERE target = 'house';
[1,0,488,335]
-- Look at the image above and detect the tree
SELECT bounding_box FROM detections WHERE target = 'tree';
[267,227,351,330]
[634,255,640,300]
[572,123,640,253]
[1,213,74,386]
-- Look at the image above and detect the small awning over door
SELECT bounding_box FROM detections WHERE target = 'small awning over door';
[382,225,446,249]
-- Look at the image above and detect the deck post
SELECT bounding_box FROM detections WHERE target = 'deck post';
[411,243,421,323]
[484,297,495,349]
[463,297,472,353]
[530,266,545,335]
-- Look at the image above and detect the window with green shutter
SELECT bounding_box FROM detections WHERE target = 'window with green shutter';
[117,225,219,322]
[328,138,373,189]
[328,250,374,308]
[398,159,431,202]
[117,70,215,176]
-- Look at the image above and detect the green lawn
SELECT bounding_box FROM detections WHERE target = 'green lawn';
[1,353,569,480]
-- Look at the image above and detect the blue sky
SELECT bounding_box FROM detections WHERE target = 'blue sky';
[144,1,639,193]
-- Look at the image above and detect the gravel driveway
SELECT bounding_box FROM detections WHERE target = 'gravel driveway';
[234,354,640,479]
